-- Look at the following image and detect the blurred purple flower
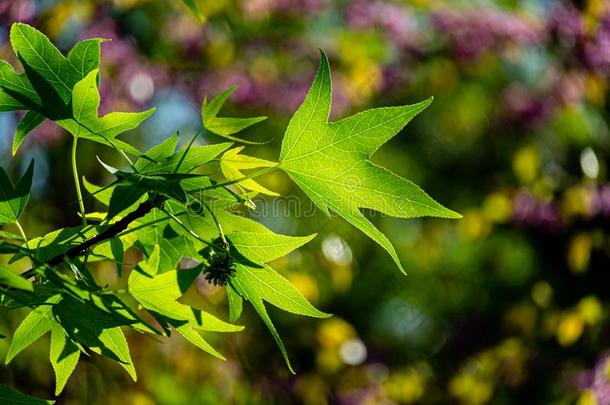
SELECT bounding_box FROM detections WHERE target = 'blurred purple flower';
[584,13,610,75]
[589,185,610,217]
[346,1,419,47]
[579,353,610,405]
[432,7,543,60]
[0,0,36,25]
[242,0,329,19]
[512,191,562,231]
[546,2,584,47]
[502,84,548,126]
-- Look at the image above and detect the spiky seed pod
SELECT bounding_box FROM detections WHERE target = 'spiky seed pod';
[202,240,236,286]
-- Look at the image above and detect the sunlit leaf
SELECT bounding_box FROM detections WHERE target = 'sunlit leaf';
[279,51,460,273]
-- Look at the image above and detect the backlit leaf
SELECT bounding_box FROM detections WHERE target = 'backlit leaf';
[279,51,460,273]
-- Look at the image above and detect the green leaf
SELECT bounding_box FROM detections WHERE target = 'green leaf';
[0,160,34,224]
[279,51,461,273]
[202,85,267,144]
[0,265,33,291]
[52,296,137,380]
[226,285,243,323]
[0,60,40,109]
[10,23,81,102]
[107,183,148,220]
[0,230,24,241]
[0,88,24,111]
[128,245,242,358]
[231,263,328,318]
[135,132,180,172]
[171,205,326,372]
[220,146,278,196]
[25,226,94,263]
[56,69,154,154]
[67,38,104,78]
[0,384,54,404]
[6,295,60,364]
[139,142,233,175]
[83,177,120,207]
[50,323,80,396]
[181,0,203,21]
[13,111,44,155]
[135,210,199,273]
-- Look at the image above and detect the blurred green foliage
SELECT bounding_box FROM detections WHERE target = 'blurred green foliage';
[2,0,610,404]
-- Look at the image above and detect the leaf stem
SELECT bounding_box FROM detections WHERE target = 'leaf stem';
[72,137,87,226]
[203,166,278,191]
[202,201,228,247]
[173,128,204,174]
[14,220,27,242]
[160,207,212,247]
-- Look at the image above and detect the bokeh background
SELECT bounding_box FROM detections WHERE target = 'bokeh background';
[2,0,610,403]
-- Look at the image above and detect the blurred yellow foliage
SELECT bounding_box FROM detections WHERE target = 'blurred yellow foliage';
[287,273,319,304]
[577,389,598,405]
[206,38,235,67]
[568,233,593,273]
[449,373,494,405]
[563,186,595,219]
[294,374,329,405]
[47,0,93,37]
[428,59,459,91]
[512,146,540,185]
[586,74,607,106]
[383,368,427,404]
[504,304,537,336]
[557,312,584,346]
[345,60,383,104]
[531,281,553,308]
[482,192,512,223]
[317,318,356,349]
[458,209,491,240]
[578,296,603,326]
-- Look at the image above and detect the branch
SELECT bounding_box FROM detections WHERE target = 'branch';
[21,196,163,279]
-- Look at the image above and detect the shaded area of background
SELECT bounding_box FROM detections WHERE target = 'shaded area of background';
[2,0,610,403]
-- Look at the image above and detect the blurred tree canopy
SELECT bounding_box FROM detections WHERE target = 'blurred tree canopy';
[2,0,610,404]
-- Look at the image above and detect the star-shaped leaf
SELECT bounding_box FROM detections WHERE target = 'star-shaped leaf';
[279,51,460,273]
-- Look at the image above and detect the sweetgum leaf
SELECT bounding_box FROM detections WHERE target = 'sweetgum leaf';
[56,69,154,155]
[67,38,105,78]
[141,142,233,174]
[0,88,25,111]
[220,146,278,196]
[50,323,80,396]
[202,85,267,144]
[9,23,81,102]
[168,202,327,372]
[0,25,106,153]
[0,265,33,291]
[229,233,330,373]
[6,294,61,364]
[279,51,461,273]
[128,245,243,359]
[0,159,34,224]
[0,384,54,404]
[181,0,203,21]
[13,111,44,155]
[134,210,199,273]
[52,296,137,380]
[0,60,40,109]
